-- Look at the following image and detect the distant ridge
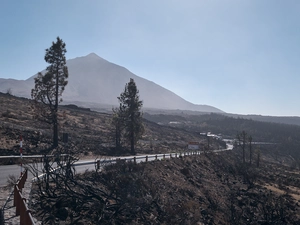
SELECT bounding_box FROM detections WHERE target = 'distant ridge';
[0,53,223,113]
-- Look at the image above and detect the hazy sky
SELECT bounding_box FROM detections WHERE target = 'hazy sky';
[1,0,300,116]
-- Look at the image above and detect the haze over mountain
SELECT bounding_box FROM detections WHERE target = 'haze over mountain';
[0,53,222,113]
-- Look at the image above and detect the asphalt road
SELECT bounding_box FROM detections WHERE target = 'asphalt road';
[0,154,189,186]
[0,161,99,186]
[0,164,23,187]
[0,145,233,187]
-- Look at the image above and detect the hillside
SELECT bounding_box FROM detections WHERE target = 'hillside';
[30,151,300,224]
[0,92,212,159]
[144,112,300,162]
[1,93,300,224]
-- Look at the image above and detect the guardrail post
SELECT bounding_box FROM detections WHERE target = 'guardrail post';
[27,209,33,225]
[170,153,172,158]
[163,154,165,160]
[19,173,25,189]
[146,156,148,162]
[97,160,100,170]
[16,188,21,216]
[26,209,32,225]
[20,198,26,224]
[13,185,17,207]
[134,157,136,164]
[155,155,158,160]
[23,170,27,183]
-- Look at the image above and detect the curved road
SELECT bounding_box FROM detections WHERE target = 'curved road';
[0,145,233,187]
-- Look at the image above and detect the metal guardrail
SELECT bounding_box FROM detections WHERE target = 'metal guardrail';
[13,170,35,225]
[0,154,69,159]
[90,148,229,170]
[0,205,4,225]
[32,148,230,181]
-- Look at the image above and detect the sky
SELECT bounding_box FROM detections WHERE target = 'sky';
[1,0,300,116]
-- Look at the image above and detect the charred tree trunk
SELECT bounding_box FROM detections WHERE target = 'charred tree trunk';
[249,136,252,165]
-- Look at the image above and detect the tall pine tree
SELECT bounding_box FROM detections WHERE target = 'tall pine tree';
[112,103,126,151]
[116,78,144,154]
[31,37,68,148]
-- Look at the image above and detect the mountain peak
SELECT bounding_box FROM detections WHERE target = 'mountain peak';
[86,53,100,58]
[81,53,108,63]
[0,54,223,113]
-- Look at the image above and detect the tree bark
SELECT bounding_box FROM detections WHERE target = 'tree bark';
[130,131,135,155]
[53,113,58,148]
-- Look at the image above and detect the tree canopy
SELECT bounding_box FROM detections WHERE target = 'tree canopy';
[31,37,68,148]
[113,78,144,154]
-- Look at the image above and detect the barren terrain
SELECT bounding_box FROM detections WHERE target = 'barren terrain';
[30,151,300,224]
[1,92,300,224]
[0,92,210,208]
[0,92,209,159]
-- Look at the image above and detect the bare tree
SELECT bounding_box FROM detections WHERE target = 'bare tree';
[256,148,260,168]
[237,131,247,163]
[249,135,253,165]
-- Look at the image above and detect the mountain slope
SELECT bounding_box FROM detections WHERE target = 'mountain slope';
[0,53,223,113]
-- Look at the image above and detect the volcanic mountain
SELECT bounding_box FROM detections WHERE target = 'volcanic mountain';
[0,53,223,113]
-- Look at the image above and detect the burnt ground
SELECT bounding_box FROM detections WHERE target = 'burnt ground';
[0,92,212,208]
[1,93,300,224]
[30,151,300,224]
[0,92,211,160]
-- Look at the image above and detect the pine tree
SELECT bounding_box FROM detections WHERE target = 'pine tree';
[117,78,144,154]
[112,103,126,151]
[31,37,68,148]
